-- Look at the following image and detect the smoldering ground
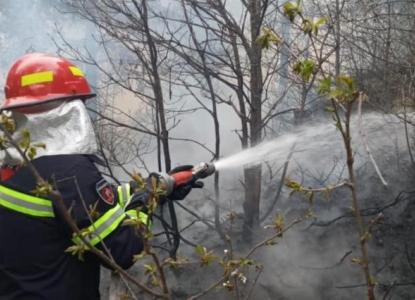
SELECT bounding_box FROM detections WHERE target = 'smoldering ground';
[177,113,415,299]
[97,112,415,299]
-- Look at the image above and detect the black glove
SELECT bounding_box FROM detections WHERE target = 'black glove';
[168,165,204,201]
[126,174,165,213]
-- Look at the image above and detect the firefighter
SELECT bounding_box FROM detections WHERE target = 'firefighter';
[0,53,199,300]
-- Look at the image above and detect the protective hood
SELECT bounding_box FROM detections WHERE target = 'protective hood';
[0,100,98,165]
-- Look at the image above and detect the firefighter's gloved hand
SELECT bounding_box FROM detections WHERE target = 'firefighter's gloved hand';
[125,189,151,214]
[123,187,152,228]
[126,174,166,213]
[168,165,204,201]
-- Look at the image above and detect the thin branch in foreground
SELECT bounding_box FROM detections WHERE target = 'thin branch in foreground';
[382,280,395,300]
[244,267,263,300]
[401,83,415,174]
[188,216,305,300]
[260,144,294,224]
[357,92,388,186]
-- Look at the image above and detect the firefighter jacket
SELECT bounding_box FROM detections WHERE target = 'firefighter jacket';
[0,154,147,300]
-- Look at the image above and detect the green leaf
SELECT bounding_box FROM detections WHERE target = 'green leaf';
[317,75,332,94]
[256,27,283,49]
[150,176,158,190]
[285,179,302,190]
[315,16,327,27]
[308,192,314,205]
[302,18,313,35]
[151,277,161,287]
[147,196,158,214]
[195,245,205,254]
[265,240,277,246]
[19,129,31,150]
[164,258,180,269]
[283,2,298,12]
[293,59,316,82]
[334,119,341,131]
[363,231,372,241]
[143,263,155,275]
[283,2,302,22]
[64,245,86,262]
[133,253,146,263]
[28,147,37,160]
[275,214,284,228]
[314,16,327,34]
[370,275,378,286]
[324,106,335,113]
[301,59,316,81]
[327,89,344,99]
[132,172,145,188]
[31,181,53,197]
[306,209,315,218]
[293,61,302,73]
[201,252,215,267]
[239,258,255,266]
[337,76,355,92]
[32,142,46,149]
[351,257,361,264]
[361,93,369,101]
[1,112,16,134]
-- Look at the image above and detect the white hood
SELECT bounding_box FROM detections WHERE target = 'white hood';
[1,100,98,165]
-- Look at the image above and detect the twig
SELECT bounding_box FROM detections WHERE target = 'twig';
[297,181,351,193]
[149,249,170,296]
[357,92,388,186]
[382,281,395,300]
[187,273,228,300]
[244,267,263,300]
[375,255,395,276]
[404,242,415,276]
[214,171,227,243]
[246,216,305,259]
[401,85,415,174]
[310,190,415,227]
[337,281,414,289]
[300,250,353,270]
[260,144,294,223]
[188,214,305,300]
[175,201,216,231]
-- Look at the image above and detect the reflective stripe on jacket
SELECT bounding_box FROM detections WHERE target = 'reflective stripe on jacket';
[0,155,145,300]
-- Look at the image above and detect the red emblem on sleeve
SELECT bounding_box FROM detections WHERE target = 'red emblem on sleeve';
[96,179,115,205]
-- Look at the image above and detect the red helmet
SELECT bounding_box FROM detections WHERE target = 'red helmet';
[2,53,96,114]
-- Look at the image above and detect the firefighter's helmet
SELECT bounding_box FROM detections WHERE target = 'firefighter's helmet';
[2,53,96,114]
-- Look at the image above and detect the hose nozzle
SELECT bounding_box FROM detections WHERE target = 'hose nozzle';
[192,162,216,179]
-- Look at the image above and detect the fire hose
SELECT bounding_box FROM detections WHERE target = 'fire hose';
[155,162,216,258]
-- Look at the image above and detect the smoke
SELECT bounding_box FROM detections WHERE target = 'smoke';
[171,112,415,299]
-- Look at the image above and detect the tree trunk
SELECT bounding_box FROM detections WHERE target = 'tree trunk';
[230,29,249,149]
[141,0,171,172]
[243,0,263,237]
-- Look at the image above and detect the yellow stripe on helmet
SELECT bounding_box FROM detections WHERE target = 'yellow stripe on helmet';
[69,66,84,77]
[21,71,53,87]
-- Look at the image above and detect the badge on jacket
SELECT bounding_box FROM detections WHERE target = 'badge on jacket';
[96,179,115,205]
